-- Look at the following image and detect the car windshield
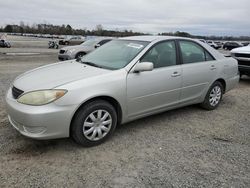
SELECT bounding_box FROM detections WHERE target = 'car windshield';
[80,40,149,70]
[81,39,100,46]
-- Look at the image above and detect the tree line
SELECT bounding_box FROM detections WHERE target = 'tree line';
[0,23,145,37]
[159,31,250,41]
[0,22,249,41]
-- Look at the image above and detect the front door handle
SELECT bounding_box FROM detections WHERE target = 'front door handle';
[171,71,181,77]
[210,65,217,70]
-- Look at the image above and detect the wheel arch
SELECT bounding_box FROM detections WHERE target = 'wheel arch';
[75,51,86,58]
[70,95,123,136]
[215,78,226,93]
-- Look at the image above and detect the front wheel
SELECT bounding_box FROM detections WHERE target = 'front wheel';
[75,52,86,59]
[71,100,117,147]
[201,81,223,110]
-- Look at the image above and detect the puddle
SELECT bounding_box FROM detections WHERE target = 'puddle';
[213,136,232,143]
[5,52,41,56]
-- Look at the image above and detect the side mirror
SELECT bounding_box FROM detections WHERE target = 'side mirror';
[95,44,101,48]
[133,62,153,73]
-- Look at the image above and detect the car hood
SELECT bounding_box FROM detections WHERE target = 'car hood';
[231,46,250,54]
[13,60,110,91]
[61,45,93,51]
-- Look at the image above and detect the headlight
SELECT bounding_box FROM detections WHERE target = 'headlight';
[17,89,67,106]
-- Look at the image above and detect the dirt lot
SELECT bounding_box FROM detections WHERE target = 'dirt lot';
[0,36,249,187]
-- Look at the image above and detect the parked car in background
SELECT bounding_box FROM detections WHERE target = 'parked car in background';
[207,41,219,49]
[59,36,85,45]
[6,36,239,147]
[48,40,59,49]
[231,45,250,77]
[214,41,223,48]
[241,42,250,46]
[58,37,113,61]
[0,39,11,48]
[223,42,243,50]
[198,39,207,43]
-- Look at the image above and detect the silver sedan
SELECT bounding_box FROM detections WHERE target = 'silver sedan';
[5,36,239,146]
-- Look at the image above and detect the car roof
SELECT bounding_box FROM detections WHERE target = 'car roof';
[120,35,191,42]
[96,37,114,40]
[121,35,226,60]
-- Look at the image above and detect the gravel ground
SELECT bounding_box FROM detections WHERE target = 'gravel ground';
[0,36,249,187]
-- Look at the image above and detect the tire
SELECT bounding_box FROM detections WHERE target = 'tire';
[75,52,86,59]
[65,41,69,45]
[239,72,243,79]
[71,100,117,147]
[201,81,223,110]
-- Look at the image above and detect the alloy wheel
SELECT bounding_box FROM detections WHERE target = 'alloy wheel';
[83,110,112,141]
[209,86,222,106]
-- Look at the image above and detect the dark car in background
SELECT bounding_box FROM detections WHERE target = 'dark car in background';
[0,40,11,48]
[223,42,242,50]
[241,42,250,46]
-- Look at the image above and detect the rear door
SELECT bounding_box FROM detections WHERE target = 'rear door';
[69,37,76,45]
[178,40,218,104]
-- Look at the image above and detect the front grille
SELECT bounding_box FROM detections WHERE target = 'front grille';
[238,60,250,66]
[59,50,65,54]
[235,53,250,58]
[12,86,24,99]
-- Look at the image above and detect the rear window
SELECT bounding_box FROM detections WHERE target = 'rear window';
[179,40,215,64]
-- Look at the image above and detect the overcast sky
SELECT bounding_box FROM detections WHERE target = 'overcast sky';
[0,0,250,36]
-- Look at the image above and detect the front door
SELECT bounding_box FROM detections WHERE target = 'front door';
[127,40,182,118]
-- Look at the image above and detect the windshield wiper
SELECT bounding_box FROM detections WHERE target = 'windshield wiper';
[81,61,103,68]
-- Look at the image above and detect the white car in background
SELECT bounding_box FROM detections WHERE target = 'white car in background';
[231,45,250,77]
[198,39,207,43]
[58,37,113,60]
[207,41,220,49]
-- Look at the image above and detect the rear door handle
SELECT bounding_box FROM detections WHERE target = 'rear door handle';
[171,71,181,77]
[210,65,217,70]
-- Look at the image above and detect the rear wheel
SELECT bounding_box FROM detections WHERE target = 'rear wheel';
[71,100,117,147]
[201,81,223,110]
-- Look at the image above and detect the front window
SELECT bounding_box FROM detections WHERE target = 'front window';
[141,41,177,68]
[80,40,149,70]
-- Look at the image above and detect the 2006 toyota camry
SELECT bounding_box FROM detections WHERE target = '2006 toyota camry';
[5,36,239,146]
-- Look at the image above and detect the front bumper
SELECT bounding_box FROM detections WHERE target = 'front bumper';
[58,53,74,61]
[235,58,250,75]
[5,88,77,139]
[239,65,250,75]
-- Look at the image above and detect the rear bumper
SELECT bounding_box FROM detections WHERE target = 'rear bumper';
[5,88,77,140]
[225,75,239,92]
